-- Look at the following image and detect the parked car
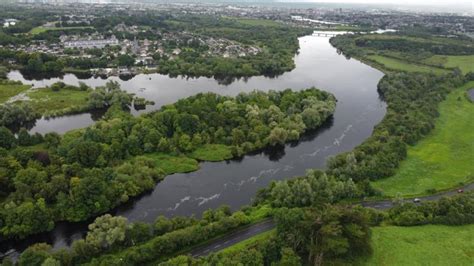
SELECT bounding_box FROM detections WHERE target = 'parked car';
[457,189,464,193]
[413,198,421,203]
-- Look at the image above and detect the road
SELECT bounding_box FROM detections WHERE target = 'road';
[190,219,275,257]
[189,183,473,257]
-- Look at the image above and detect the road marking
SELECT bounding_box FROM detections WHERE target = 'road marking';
[215,244,221,248]
[203,249,209,253]
[224,240,230,244]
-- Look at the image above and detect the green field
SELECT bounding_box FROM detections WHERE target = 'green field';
[359,34,473,47]
[144,152,199,175]
[232,18,283,27]
[0,82,31,103]
[27,87,90,115]
[424,55,474,74]
[189,144,233,162]
[361,225,474,266]
[373,82,474,196]
[29,26,93,35]
[367,55,448,74]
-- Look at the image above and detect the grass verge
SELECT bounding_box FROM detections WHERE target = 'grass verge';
[219,229,275,255]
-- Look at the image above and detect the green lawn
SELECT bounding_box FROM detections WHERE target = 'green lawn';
[189,144,233,162]
[27,87,90,115]
[373,82,474,196]
[143,152,199,175]
[361,225,474,266]
[0,82,31,103]
[424,55,474,74]
[29,26,93,35]
[367,55,448,74]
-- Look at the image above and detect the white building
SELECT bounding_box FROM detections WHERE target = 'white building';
[63,35,119,49]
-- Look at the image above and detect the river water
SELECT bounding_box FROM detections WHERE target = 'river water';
[2,33,385,257]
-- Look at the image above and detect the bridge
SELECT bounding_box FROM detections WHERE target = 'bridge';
[312,32,338,37]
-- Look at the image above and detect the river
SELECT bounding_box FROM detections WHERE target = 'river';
[2,32,386,258]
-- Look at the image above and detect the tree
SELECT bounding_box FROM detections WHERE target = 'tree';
[0,126,17,149]
[86,214,128,250]
[276,248,302,266]
[26,55,44,73]
[267,127,288,146]
[125,222,153,246]
[41,257,61,266]
[18,128,33,146]
[274,205,371,266]
[18,243,52,266]
[232,128,245,146]
[154,215,173,236]
[117,54,135,67]
[302,107,322,129]
[1,199,54,238]
[44,132,61,148]
[177,134,193,152]
[65,140,102,167]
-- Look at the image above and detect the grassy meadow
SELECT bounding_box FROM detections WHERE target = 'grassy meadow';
[373,81,474,196]
[144,153,199,175]
[361,225,474,266]
[367,55,449,74]
[29,26,93,35]
[189,144,233,161]
[0,82,31,103]
[424,55,474,74]
[27,87,90,115]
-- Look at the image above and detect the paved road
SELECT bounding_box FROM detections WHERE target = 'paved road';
[190,219,275,257]
[361,182,474,210]
[189,183,473,257]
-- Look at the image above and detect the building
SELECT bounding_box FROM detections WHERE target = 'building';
[63,35,119,49]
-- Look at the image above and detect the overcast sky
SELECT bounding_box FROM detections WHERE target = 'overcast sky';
[296,0,472,6]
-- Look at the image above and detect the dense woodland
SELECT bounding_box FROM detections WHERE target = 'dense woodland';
[0,87,335,240]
